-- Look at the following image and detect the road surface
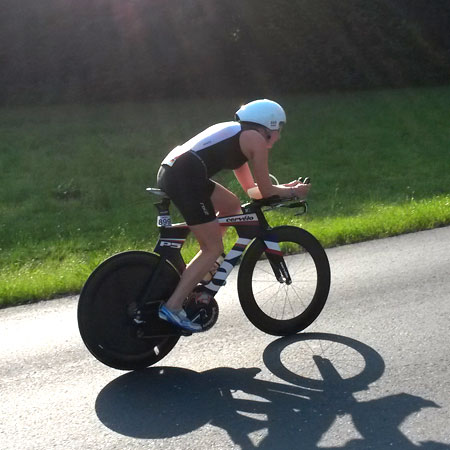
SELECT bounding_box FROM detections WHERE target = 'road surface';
[1,227,450,449]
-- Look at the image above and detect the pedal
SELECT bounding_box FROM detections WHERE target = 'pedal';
[133,304,189,338]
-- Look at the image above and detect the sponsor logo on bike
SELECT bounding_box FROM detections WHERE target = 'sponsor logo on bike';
[160,240,183,249]
[223,214,258,224]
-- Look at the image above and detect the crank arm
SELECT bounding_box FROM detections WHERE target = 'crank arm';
[135,320,192,338]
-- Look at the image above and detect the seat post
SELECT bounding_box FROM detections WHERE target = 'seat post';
[155,197,171,215]
[146,187,171,217]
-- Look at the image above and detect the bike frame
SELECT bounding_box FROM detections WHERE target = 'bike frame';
[144,195,292,304]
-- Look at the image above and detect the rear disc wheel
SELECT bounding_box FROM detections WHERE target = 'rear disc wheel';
[77,251,180,370]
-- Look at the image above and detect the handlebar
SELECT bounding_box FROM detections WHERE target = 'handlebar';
[242,195,308,216]
[242,175,310,216]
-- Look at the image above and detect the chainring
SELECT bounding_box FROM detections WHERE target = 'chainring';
[184,296,219,331]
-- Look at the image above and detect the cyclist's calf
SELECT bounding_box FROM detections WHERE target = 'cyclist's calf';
[190,221,224,263]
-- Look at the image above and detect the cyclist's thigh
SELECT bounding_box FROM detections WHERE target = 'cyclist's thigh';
[189,220,223,253]
[210,182,242,216]
[157,154,216,226]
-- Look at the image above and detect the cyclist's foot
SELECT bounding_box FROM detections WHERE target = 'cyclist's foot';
[158,304,202,332]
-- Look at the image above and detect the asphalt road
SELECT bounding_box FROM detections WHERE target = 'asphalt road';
[1,227,450,450]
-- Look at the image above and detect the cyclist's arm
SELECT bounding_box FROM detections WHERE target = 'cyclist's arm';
[239,130,294,198]
[233,163,256,192]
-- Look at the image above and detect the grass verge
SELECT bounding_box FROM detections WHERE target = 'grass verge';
[1,86,449,306]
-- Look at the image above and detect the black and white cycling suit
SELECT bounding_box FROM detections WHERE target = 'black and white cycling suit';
[157,121,248,225]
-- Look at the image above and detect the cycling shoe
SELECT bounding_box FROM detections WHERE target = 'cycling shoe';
[158,304,202,332]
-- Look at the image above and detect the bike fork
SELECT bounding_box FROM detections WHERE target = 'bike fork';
[265,240,292,284]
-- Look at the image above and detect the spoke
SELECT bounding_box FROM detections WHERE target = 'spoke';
[278,286,287,320]
[255,284,283,311]
[254,265,278,277]
[286,264,316,284]
[253,276,316,285]
[328,345,353,358]
[320,340,336,355]
[288,266,304,280]
[284,285,296,319]
[269,288,279,319]
[251,244,319,320]
[318,339,326,356]
[302,340,318,356]
[266,285,286,315]
[252,278,278,283]
[252,282,280,298]
[290,284,309,311]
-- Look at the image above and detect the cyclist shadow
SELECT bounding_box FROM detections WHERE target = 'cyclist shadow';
[95,333,448,449]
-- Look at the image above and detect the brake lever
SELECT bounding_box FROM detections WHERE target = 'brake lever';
[295,201,308,216]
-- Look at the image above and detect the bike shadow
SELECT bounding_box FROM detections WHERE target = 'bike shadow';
[95,333,448,449]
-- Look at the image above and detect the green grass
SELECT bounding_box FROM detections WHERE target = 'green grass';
[1,86,449,307]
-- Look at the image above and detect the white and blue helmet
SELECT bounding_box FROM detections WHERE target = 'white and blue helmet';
[235,99,286,131]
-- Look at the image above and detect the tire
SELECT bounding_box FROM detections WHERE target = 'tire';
[237,226,330,336]
[78,251,181,370]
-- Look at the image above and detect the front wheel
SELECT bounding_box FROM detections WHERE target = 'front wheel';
[78,251,181,370]
[237,226,330,336]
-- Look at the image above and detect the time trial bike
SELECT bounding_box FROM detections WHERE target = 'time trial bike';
[77,180,331,370]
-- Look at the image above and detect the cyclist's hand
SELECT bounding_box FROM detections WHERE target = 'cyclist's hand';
[283,177,311,188]
[280,177,310,198]
[290,182,311,199]
[283,180,300,187]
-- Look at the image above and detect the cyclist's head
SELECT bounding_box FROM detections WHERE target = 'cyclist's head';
[235,99,286,132]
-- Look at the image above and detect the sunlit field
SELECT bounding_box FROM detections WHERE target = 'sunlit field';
[1,85,449,306]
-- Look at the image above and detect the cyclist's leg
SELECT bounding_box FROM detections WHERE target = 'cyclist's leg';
[157,158,231,312]
[210,182,242,218]
[165,220,223,311]
[164,183,239,313]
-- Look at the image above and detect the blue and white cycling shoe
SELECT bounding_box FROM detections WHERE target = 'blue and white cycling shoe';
[158,304,203,333]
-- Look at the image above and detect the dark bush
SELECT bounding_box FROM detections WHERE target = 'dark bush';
[0,0,449,104]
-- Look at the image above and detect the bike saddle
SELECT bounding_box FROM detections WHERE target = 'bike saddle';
[146,188,170,198]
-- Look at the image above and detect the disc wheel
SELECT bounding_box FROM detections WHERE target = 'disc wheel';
[237,226,330,336]
[78,251,180,370]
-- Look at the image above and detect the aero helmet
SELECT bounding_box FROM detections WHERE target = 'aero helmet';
[235,99,286,131]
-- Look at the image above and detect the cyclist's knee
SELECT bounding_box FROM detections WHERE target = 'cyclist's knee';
[200,240,224,258]
[196,233,223,257]
[223,195,242,216]
[216,241,225,256]
[190,220,223,256]
[229,196,243,215]
[213,189,242,216]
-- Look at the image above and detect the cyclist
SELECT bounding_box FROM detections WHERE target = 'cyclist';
[157,99,310,332]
